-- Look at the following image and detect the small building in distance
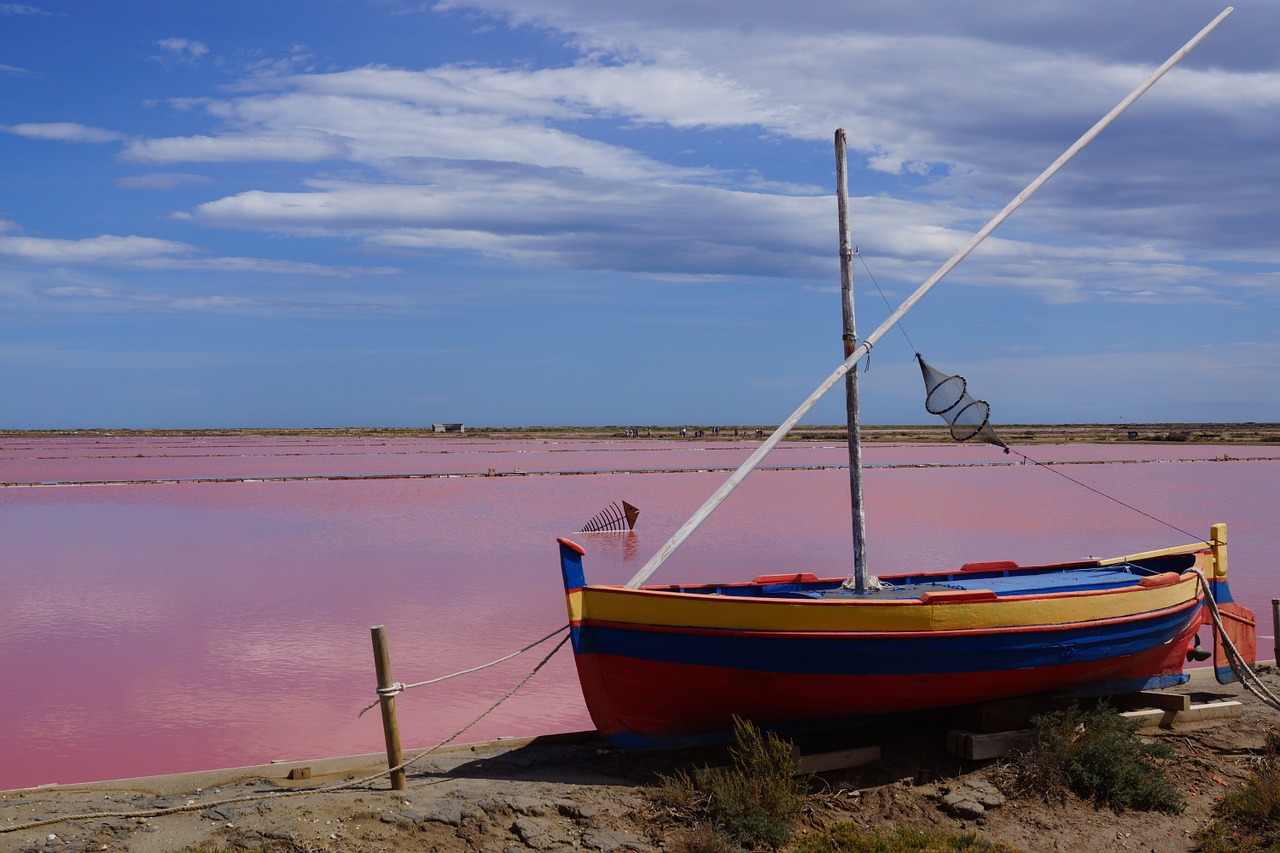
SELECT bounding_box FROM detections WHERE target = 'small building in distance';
[432,423,465,433]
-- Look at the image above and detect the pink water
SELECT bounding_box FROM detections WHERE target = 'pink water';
[2,437,1277,790]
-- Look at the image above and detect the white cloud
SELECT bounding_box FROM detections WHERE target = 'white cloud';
[180,172,1233,304]
[123,132,349,164]
[0,231,396,277]
[421,0,1280,259]
[431,63,781,129]
[129,75,685,181]
[134,256,398,277]
[155,38,209,65]
[2,122,124,143]
[116,172,214,191]
[109,4,1272,282]
[35,284,388,314]
[240,44,316,78]
[0,3,52,15]
[41,285,122,299]
[188,175,829,275]
[0,234,195,264]
[14,0,1272,312]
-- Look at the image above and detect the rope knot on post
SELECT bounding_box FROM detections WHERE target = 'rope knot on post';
[377,682,406,699]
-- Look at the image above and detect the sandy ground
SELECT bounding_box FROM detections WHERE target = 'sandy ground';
[3,667,1278,853]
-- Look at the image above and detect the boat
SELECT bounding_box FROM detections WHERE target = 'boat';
[558,529,1254,748]
[556,8,1257,749]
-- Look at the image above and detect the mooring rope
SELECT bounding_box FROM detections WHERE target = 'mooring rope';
[372,632,572,777]
[1193,566,1280,713]
[2,629,573,835]
[357,625,569,717]
[1010,444,1278,711]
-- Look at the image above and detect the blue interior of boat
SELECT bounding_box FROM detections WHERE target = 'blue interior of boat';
[654,553,1197,600]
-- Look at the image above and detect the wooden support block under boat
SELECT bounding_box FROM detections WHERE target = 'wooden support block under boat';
[964,688,1196,734]
[1110,690,1192,713]
[964,695,1076,734]
[947,729,1037,762]
[696,744,882,778]
[1120,699,1242,729]
[795,746,882,775]
[949,699,1244,760]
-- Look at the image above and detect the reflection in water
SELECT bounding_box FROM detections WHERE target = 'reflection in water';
[578,531,642,562]
[1,437,1276,789]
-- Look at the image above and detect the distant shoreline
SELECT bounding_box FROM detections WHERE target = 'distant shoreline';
[3,423,1279,444]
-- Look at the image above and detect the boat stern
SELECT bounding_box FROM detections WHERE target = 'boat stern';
[1203,523,1257,684]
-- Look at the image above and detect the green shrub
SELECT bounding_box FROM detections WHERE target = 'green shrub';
[654,716,808,850]
[791,822,1023,853]
[1196,730,1280,852]
[1002,702,1183,813]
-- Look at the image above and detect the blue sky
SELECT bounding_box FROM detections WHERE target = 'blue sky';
[2,0,1277,429]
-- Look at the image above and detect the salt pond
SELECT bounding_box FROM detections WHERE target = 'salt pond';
[2,436,1276,789]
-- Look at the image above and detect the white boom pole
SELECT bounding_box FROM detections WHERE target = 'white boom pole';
[624,6,1234,590]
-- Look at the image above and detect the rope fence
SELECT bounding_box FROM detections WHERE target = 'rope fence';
[358,625,569,717]
[2,624,573,835]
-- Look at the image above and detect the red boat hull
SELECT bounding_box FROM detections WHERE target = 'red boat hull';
[572,616,1199,746]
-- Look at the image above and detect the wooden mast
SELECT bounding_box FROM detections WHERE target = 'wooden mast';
[835,129,869,593]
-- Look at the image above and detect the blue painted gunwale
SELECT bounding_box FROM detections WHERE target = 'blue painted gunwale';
[569,596,1200,676]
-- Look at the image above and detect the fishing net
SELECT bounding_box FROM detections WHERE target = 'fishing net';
[917,354,1009,452]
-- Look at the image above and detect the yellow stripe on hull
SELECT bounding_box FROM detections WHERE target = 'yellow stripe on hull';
[568,561,1206,633]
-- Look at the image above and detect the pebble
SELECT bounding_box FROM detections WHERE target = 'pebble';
[582,828,653,853]
[556,800,599,820]
[421,801,465,826]
[937,778,1007,819]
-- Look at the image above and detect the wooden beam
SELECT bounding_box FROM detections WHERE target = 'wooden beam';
[946,729,1036,761]
[1110,691,1192,712]
[1121,700,1242,729]
[795,746,881,774]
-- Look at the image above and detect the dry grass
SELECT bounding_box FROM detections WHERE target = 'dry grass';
[997,702,1183,814]
[1196,730,1280,852]
[654,717,809,851]
[790,824,1024,853]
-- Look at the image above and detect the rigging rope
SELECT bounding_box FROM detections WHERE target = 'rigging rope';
[1010,448,1200,541]
[856,249,918,356]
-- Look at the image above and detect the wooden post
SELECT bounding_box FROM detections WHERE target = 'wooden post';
[1272,599,1279,664]
[370,625,407,790]
[1210,522,1228,579]
[835,129,869,593]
